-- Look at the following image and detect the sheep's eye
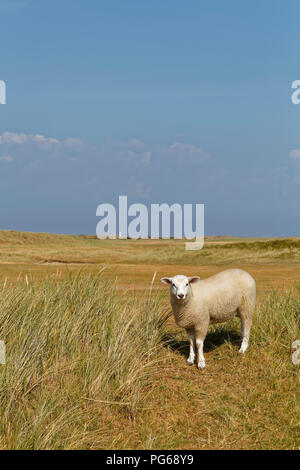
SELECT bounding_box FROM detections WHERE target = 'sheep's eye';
[186,283,189,287]
[172,283,175,288]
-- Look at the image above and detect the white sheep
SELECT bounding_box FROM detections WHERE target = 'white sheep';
[161,269,256,370]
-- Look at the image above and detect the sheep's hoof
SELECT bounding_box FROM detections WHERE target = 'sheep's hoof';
[239,344,248,354]
[197,361,206,370]
[187,358,195,365]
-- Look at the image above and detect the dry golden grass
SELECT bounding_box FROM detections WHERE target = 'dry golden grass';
[0,231,300,449]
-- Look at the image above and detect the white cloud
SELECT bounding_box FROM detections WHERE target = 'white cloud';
[63,138,83,151]
[156,141,211,165]
[0,132,28,144]
[290,149,300,159]
[125,139,144,149]
[0,155,13,163]
[0,132,60,149]
[168,142,210,160]
[0,131,85,156]
[0,131,215,199]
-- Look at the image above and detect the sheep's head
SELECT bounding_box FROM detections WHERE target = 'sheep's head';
[160,275,200,301]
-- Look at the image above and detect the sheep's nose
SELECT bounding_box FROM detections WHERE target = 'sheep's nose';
[178,293,184,299]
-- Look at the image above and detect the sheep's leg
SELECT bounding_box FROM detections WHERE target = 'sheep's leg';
[238,313,252,354]
[186,328,196,365]
[195,324,208,370]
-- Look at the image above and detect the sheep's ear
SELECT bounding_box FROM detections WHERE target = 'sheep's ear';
[188,276,200,284]
[160,277,172,285]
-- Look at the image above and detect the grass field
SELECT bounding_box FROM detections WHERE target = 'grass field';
[0,231,300,449]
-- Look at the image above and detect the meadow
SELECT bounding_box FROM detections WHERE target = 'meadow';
[0,230,300,449]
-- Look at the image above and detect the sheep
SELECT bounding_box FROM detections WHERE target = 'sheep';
[161,269,256,370]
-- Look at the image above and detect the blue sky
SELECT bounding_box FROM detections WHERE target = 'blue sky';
[0,0,300,236]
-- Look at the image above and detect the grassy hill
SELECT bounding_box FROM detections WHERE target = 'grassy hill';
[1,230,300,266]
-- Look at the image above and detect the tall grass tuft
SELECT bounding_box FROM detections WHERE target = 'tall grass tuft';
[252,288,300,351]
[0,272,169,449]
